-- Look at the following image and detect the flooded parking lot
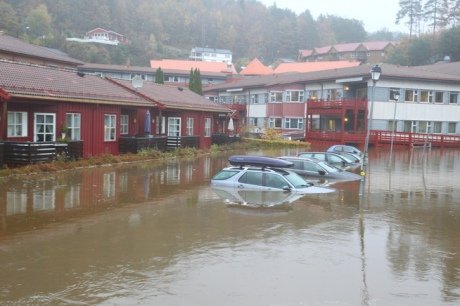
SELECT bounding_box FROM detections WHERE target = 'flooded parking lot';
[1,147,460,305]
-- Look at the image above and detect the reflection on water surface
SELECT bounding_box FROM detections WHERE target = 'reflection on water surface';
[0,147,460,305]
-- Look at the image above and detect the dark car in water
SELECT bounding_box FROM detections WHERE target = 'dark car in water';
[278,156,362,182]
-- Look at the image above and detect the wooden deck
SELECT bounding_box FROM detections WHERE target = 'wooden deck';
[307,131,460,149]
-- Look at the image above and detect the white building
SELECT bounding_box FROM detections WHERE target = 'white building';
[189,47,232,64]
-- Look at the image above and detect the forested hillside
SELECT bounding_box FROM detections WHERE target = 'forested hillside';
[0,0,395,67]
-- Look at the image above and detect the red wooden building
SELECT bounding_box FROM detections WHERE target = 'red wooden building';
[0,60,230,160]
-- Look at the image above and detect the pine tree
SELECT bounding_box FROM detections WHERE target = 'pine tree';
[194,68,203,95]
[155,67,164,84]
[188,68,195,92]
[396,0,423,38]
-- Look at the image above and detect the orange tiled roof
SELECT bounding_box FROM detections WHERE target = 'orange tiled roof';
[150,59,237,75]
[240,58,273,76]
[273,61,360,74]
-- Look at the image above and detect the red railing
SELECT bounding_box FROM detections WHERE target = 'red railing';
[307,130,460,148]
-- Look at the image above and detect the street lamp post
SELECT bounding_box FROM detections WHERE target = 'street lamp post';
[389,91,400,167]
[361,64,382,175]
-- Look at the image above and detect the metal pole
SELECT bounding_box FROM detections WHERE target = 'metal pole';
[361,81,375,175]
[389,93,399,167]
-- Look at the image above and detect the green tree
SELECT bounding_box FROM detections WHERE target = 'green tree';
[155,67,164,84]
[439,26,460,61]
[396,0,423,38]
[0,1,20,35]
[194,68,203,95]
[24,4,53,43]
[423,0,442,34]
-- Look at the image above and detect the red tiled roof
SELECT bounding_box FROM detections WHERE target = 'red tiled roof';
[332,43,361,52]
[112,79,231,113]
[0,60,150,106]
[150,59,237,75]
[0,33,84,66]
[273,61,360,74]
[240,58,273,75]
[362,41,395,51]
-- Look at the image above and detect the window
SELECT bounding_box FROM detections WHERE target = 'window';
[66,113,81,140]
[186,117,194,136]
[168,117,181,137]
[405,89,418,102]
[284,118,304,129]
[168,76,180,82]
[269,117,282,128]
[420,90,430,103]
[389,88,400,101]
[238,171,263,186]
[204,117,211,137]
[7,111,27,137]
[434,91,443,103]
[448,122,457,134]
[285,90,304,102]
[120,115,129,135]
[433,122,442,133]
[104,114,116,141]
[270,91,283,102]
[449,92,459,104]
[307,90,319,101]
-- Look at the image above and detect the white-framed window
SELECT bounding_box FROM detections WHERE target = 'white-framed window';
[204,117,211,137]
[168,76,180,82]
[449,92,459,104]
[66,113,81,140]
[448,122,457,134]
[434,91,443,103]
[168,117,181,137]
[7,111,27,137]
[268,117,282,128]
[420,90,430,103]
[433,122,442,133]
[405,89,418,102]
[35,113,55,142]
[284,118,304,129]
[186,117,194,136]
[270,91,283,102]
[285,90,304,102]
[120,114,129,135]
[104,114,116,141]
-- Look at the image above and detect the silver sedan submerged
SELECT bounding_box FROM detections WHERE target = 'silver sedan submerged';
[211,166,335,195]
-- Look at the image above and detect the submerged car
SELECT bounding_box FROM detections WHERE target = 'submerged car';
[296,152,361,172]
[327,145,363,158]
[278,156,362,182]
[211,155,335,195]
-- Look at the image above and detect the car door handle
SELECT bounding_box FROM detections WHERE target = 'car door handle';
[238,184,244,189]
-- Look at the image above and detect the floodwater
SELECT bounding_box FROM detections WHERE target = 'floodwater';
[0,147,460,305]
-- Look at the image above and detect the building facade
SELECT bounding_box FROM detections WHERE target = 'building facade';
[189,47,232,64]
[205,63,460,147]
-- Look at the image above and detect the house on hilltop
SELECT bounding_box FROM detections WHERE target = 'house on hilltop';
[298,41,397,64]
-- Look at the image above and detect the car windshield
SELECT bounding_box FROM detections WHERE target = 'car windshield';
[283,171,312,188]
[317,161,340,172]
[335,153,354,163]
[212,169,240,180]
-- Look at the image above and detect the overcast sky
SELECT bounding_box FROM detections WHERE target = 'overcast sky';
[257,0,406,33]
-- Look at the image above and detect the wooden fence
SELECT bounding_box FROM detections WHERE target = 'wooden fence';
[1,141,83,166]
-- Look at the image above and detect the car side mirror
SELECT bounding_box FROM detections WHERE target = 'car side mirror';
[318,170,326,176]
[282,186,291,192]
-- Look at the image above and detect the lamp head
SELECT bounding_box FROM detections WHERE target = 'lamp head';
[371,64,382,82]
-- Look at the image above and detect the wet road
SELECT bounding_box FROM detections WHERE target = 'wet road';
[0,147,459,305]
